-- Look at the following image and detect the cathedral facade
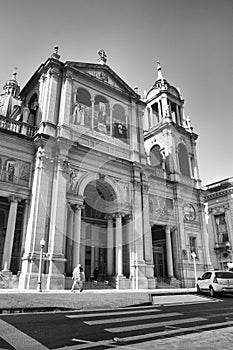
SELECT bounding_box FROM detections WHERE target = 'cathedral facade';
[0,47,212,290]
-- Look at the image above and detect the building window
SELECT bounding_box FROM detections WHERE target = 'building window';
[151,102,159,125]
[215,214,228,243]
[112,104,127,142]
[178,143,190,177]
[27,93,38,126]
[150,145,163,168]
[170,101,179,124]
[189,236,197,257]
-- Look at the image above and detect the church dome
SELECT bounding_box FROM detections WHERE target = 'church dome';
[146,61,170,100]
[0,71,21,117]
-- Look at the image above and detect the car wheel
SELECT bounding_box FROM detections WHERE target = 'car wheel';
[209,286,216,297]
[197,285,201,294]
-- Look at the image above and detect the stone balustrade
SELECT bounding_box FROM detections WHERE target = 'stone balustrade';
[0,115,37,137]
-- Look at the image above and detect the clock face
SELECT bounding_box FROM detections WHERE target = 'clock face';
[183,203,196,221]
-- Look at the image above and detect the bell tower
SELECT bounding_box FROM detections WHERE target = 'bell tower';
[143,61,199,182]
[143,61,212,286]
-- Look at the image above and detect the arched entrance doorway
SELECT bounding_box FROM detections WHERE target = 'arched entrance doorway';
[81,179,116,282]
[151,225,167,280]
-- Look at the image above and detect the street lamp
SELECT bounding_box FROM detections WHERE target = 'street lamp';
[191,252,197,287]
[37,238,45,292]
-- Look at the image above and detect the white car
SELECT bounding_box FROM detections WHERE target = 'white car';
[197,270,233,297]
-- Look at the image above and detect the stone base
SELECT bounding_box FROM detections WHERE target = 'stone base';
[18,272,65,290]
[19,272,47,290]
[147,277,156,289]
[46,274,65,290]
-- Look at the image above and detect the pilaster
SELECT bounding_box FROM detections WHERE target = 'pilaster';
[58,71,73,125]
[1,196,20,271]
[46,154,71,289]
[19,146,53,289]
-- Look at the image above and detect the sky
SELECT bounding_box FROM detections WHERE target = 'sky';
[0,0,232,186]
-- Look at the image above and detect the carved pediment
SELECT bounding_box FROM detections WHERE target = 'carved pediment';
[66,62,138,97]
[84,69,123,90]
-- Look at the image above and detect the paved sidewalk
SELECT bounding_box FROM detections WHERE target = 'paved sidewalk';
[0,288,196,312]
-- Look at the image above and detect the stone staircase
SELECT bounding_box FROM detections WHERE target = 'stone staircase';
[156,277,182,289]
[84,280,114,290]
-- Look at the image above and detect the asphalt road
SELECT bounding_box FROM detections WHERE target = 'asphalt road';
[1,294,233,350]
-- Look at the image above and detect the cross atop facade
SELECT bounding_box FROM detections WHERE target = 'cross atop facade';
[97,49,107,65]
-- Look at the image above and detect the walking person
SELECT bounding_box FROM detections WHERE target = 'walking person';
[71,264,85,292]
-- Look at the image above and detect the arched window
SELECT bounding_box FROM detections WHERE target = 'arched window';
[27,94,38,126]
[112,104,127,142]
[150,145,163,167]
[94,95,110,135]
[73,88,92,128]
[178,143,190,177]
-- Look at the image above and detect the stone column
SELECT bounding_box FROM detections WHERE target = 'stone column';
[127,215,135,278]
[176,105,180,124]
[166,226,174,278]
[115,214,123,276]
[2,196,19,271]
[20,199,29,259]
[91,97,95,130]
[66,203,74,275]
[109,104,113,137]
[107,216,114,276]
[72,205,82,268]
[91,226,95,277]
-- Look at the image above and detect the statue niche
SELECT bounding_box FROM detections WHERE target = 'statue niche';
[94,95,110,135]
[112,104,127,142]
[73,88,92,128]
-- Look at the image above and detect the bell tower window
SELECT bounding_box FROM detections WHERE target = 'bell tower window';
[178,143,190,177]
[150,145,163,168]
[170,101,181,125]
[151,102,159,126]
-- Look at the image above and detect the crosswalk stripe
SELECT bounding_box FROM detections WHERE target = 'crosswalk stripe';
[0,319,48,350]
[110,321,233,343]
[206,311,233,318]
[66,307,161,319]
[54,339,116,350]
[53,321,233,350]
[105,316,207,333]
[84,312,182,325]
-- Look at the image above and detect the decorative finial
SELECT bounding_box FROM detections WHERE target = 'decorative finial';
[97,49,107,65]
[12,67,17,80]
[51,45,60,60]
[156,60,164,80]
